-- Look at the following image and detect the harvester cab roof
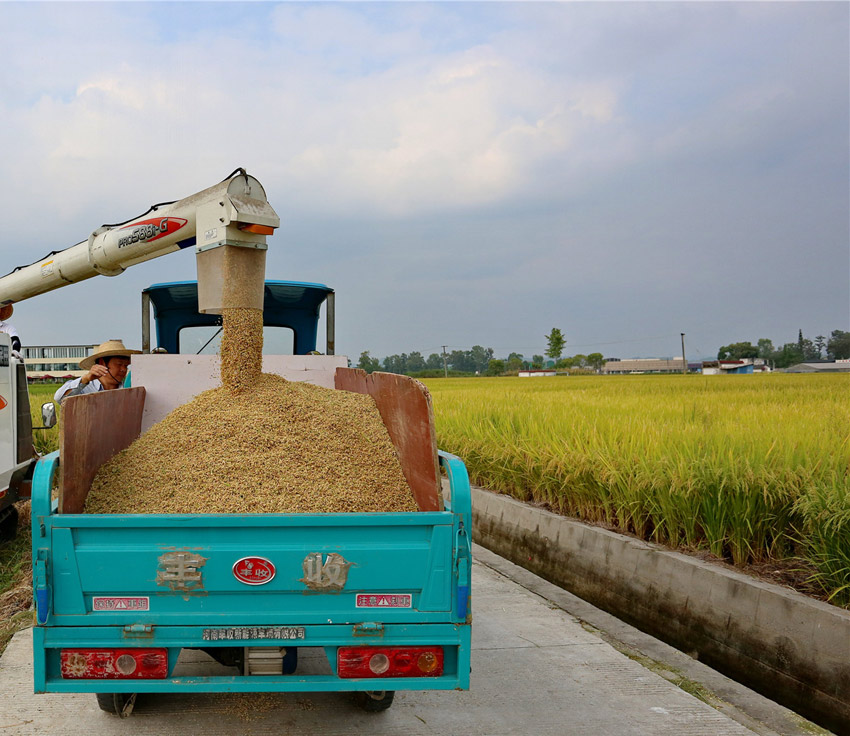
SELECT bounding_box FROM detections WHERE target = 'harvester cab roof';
[142,280,335,357]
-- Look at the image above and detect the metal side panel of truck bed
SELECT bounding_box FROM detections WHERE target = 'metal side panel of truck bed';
[31,451,472,694]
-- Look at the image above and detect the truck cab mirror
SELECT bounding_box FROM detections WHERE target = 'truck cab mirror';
[41,402,57,429]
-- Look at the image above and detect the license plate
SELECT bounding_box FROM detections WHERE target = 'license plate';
[202,627,305,642]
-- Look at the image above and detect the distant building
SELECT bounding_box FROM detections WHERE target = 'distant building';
[518,369,557,378]
[702,358,770,375]
[784,360,850,373]
[23,344,96,382]
[601,358,686,374]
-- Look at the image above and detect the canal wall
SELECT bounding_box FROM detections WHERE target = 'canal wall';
[470,485,850,733]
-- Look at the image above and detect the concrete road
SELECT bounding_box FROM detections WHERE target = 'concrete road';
[0,552,761,736]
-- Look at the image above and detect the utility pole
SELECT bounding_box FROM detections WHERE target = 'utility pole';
[442,346,449,378]
[680,333,687,375]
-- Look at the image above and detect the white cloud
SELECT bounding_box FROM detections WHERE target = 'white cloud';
[1,4,629,227]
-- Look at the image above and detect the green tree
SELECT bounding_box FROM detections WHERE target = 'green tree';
[801,338,818,361]
[357,351,381,373]
[382,354,407,374]
[532,354,544,368]
[486,359,505,376]
[814,335,826,359]
[469,345,495,374]
[545,328,566,362]
[406,351,426,373]
[828,330,850,360]
[717,342,759,360]
[426,353,443,370]
[774,343,803,368]
[506,352,524,372]
[757,338,774,360]
[448,350,474,373]
[587,352,605,371]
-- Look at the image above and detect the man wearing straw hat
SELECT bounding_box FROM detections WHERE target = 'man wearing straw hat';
[0,303,21,353]
[54,339,141,405]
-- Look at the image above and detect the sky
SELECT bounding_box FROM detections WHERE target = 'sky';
[0,1,847,362]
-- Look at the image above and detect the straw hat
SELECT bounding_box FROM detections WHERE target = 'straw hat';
[0,304,13,321]
[80,339,141,370]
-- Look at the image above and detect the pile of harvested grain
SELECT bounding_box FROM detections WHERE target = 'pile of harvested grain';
[86,372,417,514]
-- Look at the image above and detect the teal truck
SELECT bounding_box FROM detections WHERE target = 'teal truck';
[30,279,472,716]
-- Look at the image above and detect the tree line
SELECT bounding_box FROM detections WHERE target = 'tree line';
[356,328,850,377]
[357,347,504,376]
[717,329,850,368]
[357,328,606,376]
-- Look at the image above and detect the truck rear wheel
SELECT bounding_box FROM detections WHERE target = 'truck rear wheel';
[357,690,395,712]
[95,692,137,717]
[0,505,18,542]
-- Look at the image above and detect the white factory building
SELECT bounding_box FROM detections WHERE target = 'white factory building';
[23,344,96,382]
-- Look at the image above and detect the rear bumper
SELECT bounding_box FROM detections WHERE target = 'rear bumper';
[34,622,471,693]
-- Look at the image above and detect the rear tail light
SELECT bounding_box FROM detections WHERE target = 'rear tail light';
[337,646,444,678]
[60,649,168,679]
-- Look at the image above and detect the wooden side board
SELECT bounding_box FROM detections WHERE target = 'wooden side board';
[335,368,442,512]
[59,387,147,514]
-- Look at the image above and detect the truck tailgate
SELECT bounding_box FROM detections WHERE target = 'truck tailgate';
[45,512,456,627]
[32,451,473,694]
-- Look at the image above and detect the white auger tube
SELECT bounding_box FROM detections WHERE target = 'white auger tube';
[0,171,279,307]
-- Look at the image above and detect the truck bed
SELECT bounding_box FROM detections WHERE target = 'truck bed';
[31,451,472,694]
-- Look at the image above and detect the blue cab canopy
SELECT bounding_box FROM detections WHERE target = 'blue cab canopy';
[142,280,335,356]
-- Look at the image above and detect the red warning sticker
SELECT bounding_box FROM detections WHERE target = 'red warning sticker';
[92,597,150,611]
[355,594,412,608]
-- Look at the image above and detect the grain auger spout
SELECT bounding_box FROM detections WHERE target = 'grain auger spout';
[0,168,278,313]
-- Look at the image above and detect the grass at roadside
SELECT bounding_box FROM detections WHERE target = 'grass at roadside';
[0,503,32,654]
[0,383,59,653]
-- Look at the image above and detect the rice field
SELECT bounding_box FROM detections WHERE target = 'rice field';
[29,384,60,455]
[425,374,850,604]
